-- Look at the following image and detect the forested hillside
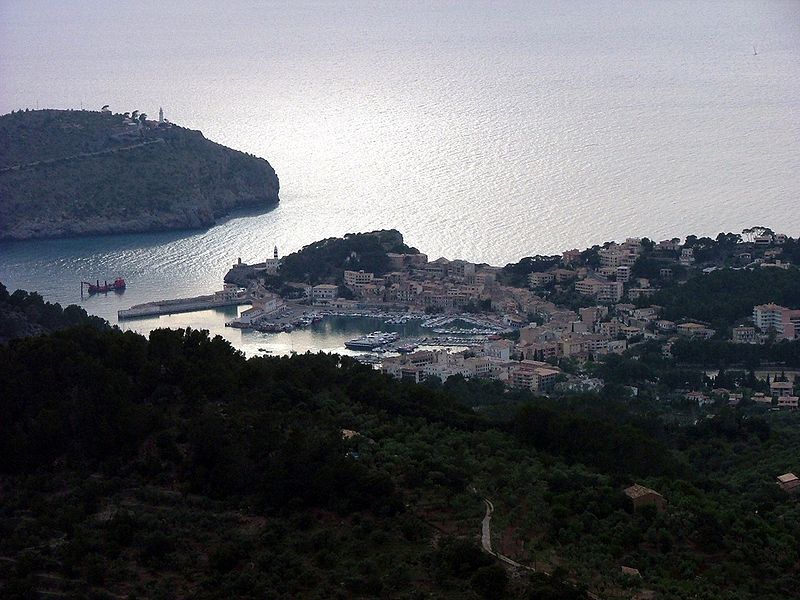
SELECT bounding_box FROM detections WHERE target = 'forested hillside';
[0,282,106,343]
[1,317,798,598]
[647,268,800,332]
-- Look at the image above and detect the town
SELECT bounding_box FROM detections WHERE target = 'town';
[220,227,800,417]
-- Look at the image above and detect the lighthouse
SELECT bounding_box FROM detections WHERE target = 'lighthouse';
[264,245,281,275]
[158,107,164,123]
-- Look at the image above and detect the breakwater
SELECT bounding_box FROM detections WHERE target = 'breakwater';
[118,295,250,319]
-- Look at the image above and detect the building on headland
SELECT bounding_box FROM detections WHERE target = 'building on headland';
[229,246,282,277]
[753,303,800,341]
[262,245,282,275]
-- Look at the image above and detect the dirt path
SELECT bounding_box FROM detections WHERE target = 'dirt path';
[480,497,529,570]
[0,138,165,173]
[476,491,602,599]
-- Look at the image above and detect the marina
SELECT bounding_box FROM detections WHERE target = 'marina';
[344,331,400,350]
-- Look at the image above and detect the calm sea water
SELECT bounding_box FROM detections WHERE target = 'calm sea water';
[1,0,799,347]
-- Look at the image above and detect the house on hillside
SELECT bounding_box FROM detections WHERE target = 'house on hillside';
[770,380,794,398]
[776,473,800,494]
[624,484,667,513]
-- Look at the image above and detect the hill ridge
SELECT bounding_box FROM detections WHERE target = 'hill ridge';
[0,109,280,240]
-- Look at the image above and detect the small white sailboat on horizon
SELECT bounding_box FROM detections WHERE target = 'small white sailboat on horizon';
[753,44,758,56]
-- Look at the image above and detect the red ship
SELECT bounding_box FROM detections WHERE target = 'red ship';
[81,278,126,295]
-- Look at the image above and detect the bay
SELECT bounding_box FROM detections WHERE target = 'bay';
[1,0,798,350]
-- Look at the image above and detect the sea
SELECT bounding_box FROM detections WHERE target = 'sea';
[1,0,799,353]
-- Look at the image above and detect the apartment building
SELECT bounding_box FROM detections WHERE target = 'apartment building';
[344,270,375,286]
[732,325,758,344]
[598,239,641,268]
[509,361,561,393]
[311,284,338,302]
[676,322,715,339]
[753,303,800,340]
[575,277,624,303]
[529,271,555,288]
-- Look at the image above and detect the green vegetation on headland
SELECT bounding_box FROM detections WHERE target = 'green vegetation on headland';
[225,229,419,290]
[1,288,799,599]
[278,229,419,284]
[0,109,279,240]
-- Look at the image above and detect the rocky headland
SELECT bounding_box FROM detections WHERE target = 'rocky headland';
[0,109,279,240]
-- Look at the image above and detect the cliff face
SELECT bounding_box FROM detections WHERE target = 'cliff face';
[0,109,279,240]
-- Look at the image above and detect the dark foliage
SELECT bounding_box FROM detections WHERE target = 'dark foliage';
[276,229,417,284]
[649,268,800,331]
[500,255,561,288]
[0,281,108,342]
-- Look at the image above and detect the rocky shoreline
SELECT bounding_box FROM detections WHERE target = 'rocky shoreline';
[2,197,276,241]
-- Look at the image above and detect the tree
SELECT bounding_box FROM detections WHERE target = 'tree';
[471,564,508,598]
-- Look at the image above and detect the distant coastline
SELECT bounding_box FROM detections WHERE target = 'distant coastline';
[0,108,280,241]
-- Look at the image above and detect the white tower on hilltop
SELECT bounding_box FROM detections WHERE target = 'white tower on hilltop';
[158,107,164,123]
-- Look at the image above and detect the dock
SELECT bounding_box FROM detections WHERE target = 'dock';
[118,294,251,320]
